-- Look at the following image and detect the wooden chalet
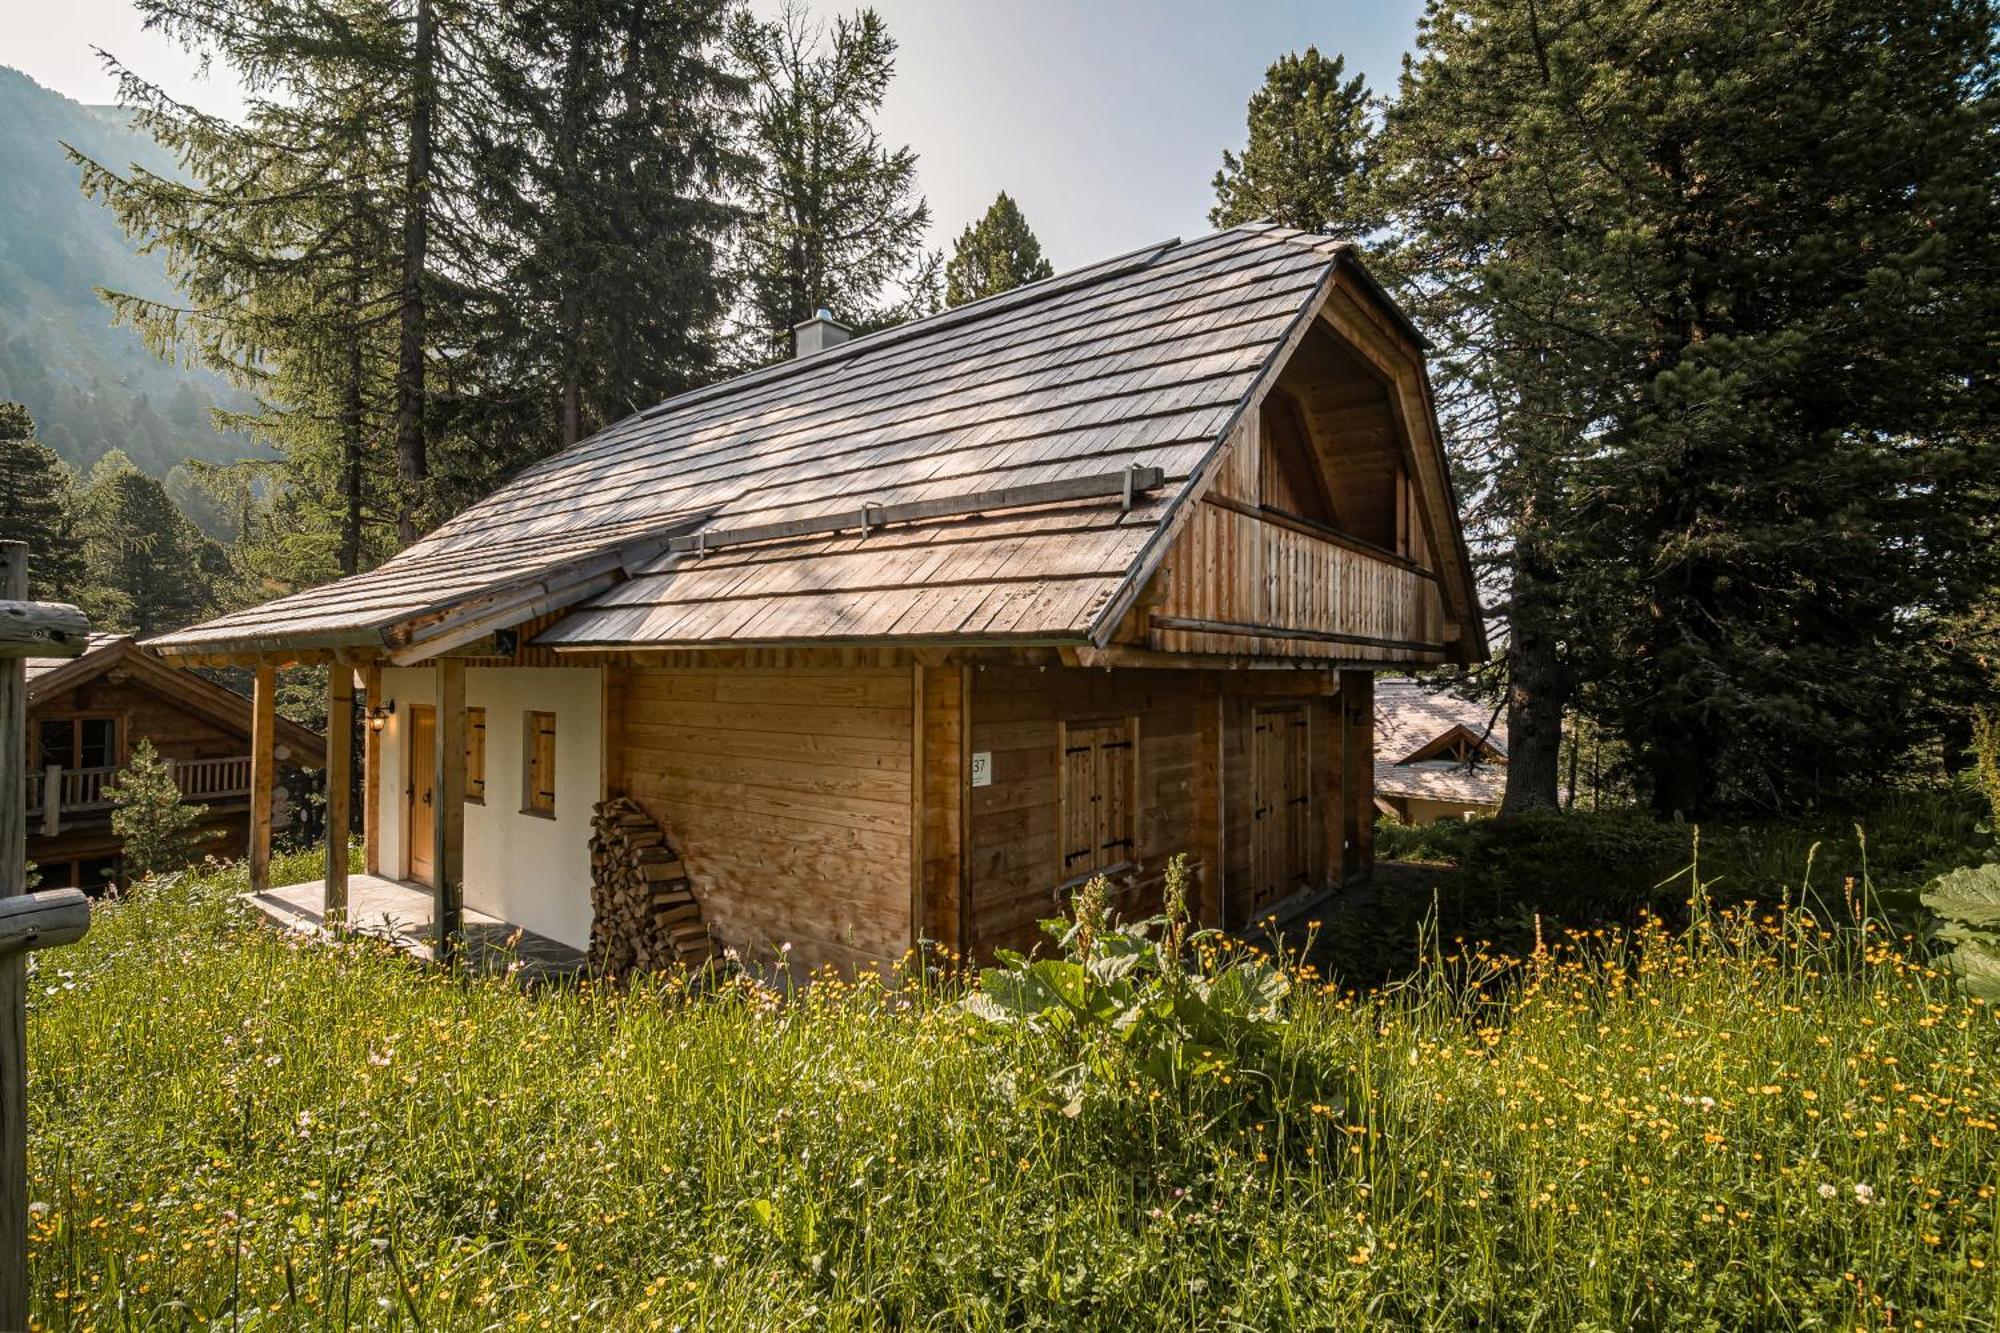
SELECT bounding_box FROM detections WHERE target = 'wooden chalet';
[1373,678,1506,825]
[24,633,325,889]
[150,224,1486,973]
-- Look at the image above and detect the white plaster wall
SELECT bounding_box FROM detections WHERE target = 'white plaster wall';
[373,666,601,950]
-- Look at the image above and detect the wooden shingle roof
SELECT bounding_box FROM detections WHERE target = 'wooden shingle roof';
[154,225,1448,657]
[1375,678,1507,764]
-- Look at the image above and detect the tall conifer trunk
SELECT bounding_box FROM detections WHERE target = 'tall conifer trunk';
[393,0,435,543]
[340,271,366,576]
[1499,509,1567,817]
[557,26,587,447]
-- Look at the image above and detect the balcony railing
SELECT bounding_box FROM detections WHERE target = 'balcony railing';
[26,755,253,836]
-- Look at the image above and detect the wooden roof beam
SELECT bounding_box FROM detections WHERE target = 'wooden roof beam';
[662,467,1167,560]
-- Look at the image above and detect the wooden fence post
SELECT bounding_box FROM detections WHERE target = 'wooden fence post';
[0,541,93,1325]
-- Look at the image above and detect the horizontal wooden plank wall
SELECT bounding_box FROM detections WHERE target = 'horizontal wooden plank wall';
[33,682,240,765]
[620,667,914,974]
[1149,499,1447,661]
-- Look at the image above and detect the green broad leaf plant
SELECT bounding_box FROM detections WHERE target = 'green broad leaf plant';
[961,854,1342,1136]
[1922,709,2000,998]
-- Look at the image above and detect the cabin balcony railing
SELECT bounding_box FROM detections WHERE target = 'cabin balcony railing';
[26,755,251,837]
[1151,497,1451,661]
[172,755,254,802]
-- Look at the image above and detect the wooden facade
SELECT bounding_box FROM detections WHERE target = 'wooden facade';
[151,225,1486,972]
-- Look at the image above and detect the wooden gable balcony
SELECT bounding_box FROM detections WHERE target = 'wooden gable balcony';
[1148,495,1451,663]
[26,754,256,835]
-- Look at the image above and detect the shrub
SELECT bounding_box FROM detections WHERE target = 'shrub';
[1974,708,2000,835]
[1461,806,1691,921]
[964,856,1335,1132]
[1375,812,1482,864]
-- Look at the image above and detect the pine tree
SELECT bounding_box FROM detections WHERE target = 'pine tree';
[105,739,207,881]
[1211,47,1378,235]
[0,402,81,597]
[944,192,1054,307]
[731,2,931,359]
[77,0,507,563]
[471,0,748,451]
[74,451,221,635]
[1377,0,2000,816]
[76,3,409,577]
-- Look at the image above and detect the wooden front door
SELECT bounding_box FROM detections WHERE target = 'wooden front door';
[1249,706,1312,914]
[406,705,436,887]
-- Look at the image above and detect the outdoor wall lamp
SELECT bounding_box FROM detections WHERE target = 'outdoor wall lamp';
[366,699,396,732]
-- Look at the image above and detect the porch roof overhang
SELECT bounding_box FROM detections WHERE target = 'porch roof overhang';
[147,513,709,664]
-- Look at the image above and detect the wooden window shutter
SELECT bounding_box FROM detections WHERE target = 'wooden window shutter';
[465,707,487,802]
[524,711,556,815]
[1058,718,1137,879]
[1060,726,1099,873]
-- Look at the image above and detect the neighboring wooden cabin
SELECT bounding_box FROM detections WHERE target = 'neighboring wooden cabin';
[152,225,1487,972]
[1373,678,1506,825]
[24,634,325,888]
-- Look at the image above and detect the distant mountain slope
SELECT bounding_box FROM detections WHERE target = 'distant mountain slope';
[0,65,261,481]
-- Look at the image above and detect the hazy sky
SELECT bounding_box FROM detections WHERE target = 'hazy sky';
[10,0,1425,268]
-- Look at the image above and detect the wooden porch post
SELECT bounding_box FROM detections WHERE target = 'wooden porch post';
[324,666,353,924]
[432,658,466,960]
[360,663,381,877]
[1339,669,1375,880]
[908,663,925,961]
[249,661,276,896]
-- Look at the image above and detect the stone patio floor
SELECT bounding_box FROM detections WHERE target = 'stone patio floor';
[246,873,585,979]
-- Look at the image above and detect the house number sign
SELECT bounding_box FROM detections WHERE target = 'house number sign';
[970,751,992,787]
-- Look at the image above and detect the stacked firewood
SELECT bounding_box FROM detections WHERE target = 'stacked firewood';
[587,796,715,976]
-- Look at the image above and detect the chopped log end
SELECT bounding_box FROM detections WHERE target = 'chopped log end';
[588,796,718,978]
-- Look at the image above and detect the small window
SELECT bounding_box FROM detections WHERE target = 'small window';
[1058,718,1137,880]
[465,707,487,804]
[37,717,119,770]
[522,711,556,817]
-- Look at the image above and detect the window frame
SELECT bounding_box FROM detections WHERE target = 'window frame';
[36,714,122,771]
[521,710,556,818]
[1055,716,1140,886]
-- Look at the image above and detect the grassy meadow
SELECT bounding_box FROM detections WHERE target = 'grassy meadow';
[24,839,2000,1330]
